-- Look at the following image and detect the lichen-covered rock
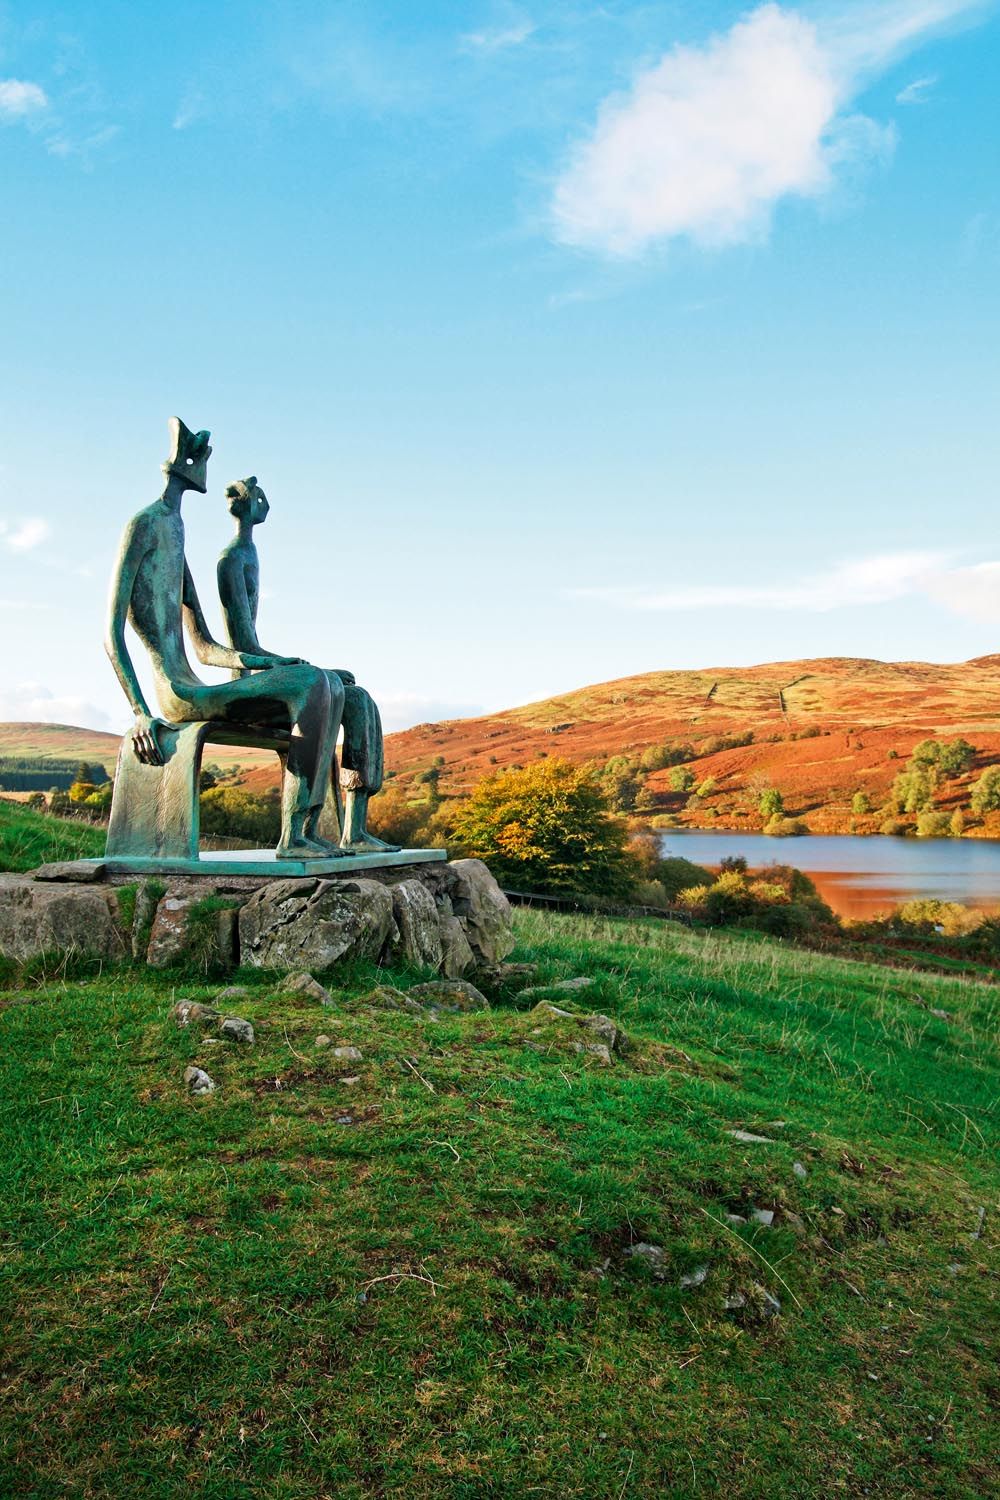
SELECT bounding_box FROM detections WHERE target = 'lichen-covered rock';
[171,999,220,1027]
[439,914,475,978]
[146,895,196,968]
[0,875,127,963]
[240,879,394,970]
[220,1016,254,1044]
[408,979,490,1013]
[387,880,443,970]
[446,859,514,966]
[283,971,333,1005]
[184,1065,216,1096]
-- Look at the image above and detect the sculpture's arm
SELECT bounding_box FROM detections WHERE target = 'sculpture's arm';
[104,517,169,765]
[183,562,301,670]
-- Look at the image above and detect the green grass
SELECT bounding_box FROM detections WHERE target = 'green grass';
[1,910,996,1497]
[0,798,104,872]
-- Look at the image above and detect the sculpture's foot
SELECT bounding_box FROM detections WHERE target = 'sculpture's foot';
[276,835,348,861]
[302,831,349,857]
[340,833,403,854]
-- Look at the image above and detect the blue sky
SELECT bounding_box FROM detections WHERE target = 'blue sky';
[1,0,998,735]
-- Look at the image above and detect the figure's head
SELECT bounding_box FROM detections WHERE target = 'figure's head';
[225,475,270,526]
[161,416,212,493]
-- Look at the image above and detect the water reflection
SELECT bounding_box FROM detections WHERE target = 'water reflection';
[653,831,1000,920]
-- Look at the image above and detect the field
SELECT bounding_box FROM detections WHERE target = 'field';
[0,797,105,872]
[1,908,996,1496]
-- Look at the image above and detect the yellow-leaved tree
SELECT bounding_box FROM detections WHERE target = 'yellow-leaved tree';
[450,758,636,898]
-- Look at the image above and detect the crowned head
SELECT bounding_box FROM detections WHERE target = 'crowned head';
[161,417,212,494]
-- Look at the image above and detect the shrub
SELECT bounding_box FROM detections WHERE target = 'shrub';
[916,810,951,838]
[719,855,748,874]
[851,791,872,815]
[695,776,717,798]
[668,766,696,793]
[655,855,713,901]
[950,808,967,836]
[450,758,636,898]
[199,787,281,844]
[880,816,909,836]
[891,765,935,814]
[758,788,784,821]
[765,816,808,837]
[970,766,1000,815]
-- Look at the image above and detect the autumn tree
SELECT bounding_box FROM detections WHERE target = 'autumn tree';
[450,758,636,898]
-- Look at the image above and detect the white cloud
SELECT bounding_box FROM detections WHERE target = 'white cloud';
[570,551,949,612]
[0,517,52,552]
[896,73,938,101]
[924,560,1000,621]
[461,20,536,53]
[0,79,48,119]
[0,681,112,732]
[550,1,986,257]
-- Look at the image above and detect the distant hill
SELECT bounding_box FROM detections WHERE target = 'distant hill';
[6,656,1000,831]
[383,656,1000,833]
[0,722,274,781]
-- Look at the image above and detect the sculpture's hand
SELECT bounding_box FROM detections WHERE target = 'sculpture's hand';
[132,713,170,766]
[239,652,304,670]
[332,669,356,685]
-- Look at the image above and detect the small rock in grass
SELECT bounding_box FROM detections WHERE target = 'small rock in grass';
[625,1242,670,1279]
[725,1213,747,1227]
[929,1009,950,1021]
[215,985,250,1002]
[582,1013,619,1049]
[552,977,594,992]
[283,972,333,1005]
[332,1045,363,1063]
[948,1262,962,1276]
[753,1283,781,1317]
[679,1264,710,1290]
[171,1000,219,1028]
[970,1206,986,1241]
[315,1034,332,1048]
[728,1129,774,1145]
[360,985,418,1012]
[751,1208,775,1227]
[339,1074,361,1086]
[723,1291,747,1311]
[793,1161,808,1180]
[531,1001,575,1021]
[184,1066,216,1096]
[407,980,489,1013]
[585,1042,613,1066]
[475,962,538,986]
[220,1016,254,1045]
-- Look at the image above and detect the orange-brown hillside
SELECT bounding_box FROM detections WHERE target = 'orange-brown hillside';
[381,656,1000,832]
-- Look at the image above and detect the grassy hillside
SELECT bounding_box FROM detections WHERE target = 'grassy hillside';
[1,910,995,1496]
[379,656,1000,834]
[0,722,274,779]
[0,797,104,871]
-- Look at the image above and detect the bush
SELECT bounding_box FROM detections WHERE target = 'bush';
[916,810,951,838]
[450,758,636,899]
[950,808,967,836]
[765,816,808,837]
[668,766,696,794]
[891,765,935,814]
[851,791,872,815]
[199,787,281,844]
[655,855,714,901]
[970,766,1000,815]
[758,788,784,820]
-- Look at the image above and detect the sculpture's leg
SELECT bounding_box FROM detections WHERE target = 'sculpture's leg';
[338,686,401,853]
[106,722,208,860]
[301,672,347,855]
[164,664,340,859]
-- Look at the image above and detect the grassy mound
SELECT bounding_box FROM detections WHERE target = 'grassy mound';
[1,910,996,1496]
[0,798,104,872]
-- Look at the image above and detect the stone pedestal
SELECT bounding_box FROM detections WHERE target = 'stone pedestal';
[1,857,514,978]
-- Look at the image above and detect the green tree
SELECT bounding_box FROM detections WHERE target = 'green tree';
[937,739,976,777]
[668,765,696,794]
[891,765,935,814]
[851,791,872,815]
[450,758,636,898]
[758,788,784,821]
[970,765,1000,815]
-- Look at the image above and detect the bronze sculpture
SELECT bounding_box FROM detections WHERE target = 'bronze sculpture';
[217,476,399,854]
[104,418,343,859]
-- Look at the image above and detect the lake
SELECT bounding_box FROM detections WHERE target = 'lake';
[652,830,1000,920]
